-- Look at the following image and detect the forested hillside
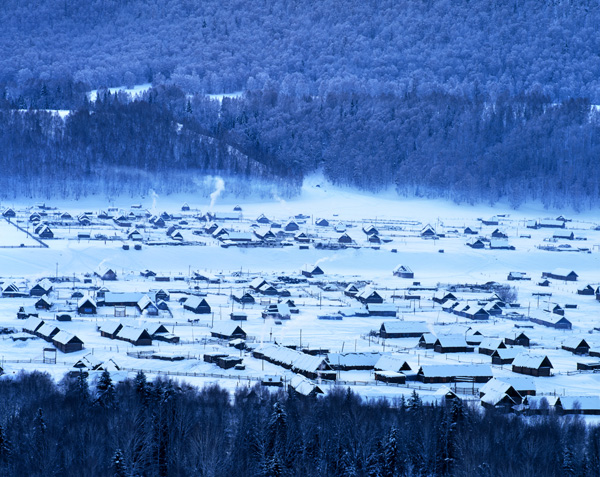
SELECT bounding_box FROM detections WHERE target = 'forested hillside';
[0,370,595,476]
[2,0,600,205]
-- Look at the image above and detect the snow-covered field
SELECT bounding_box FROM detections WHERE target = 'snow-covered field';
[0,178,599,411]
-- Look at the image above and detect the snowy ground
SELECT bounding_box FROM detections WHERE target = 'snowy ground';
[0,178,599,409]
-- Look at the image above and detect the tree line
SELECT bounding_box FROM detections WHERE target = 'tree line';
[0,369,596,476]
[2,83,599,208]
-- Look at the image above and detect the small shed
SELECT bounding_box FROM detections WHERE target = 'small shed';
[393,265,414,279]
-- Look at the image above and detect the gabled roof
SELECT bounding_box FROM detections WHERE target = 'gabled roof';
[435,335,469,348]
[37,323,60,337]
[117,326,151,342]
[374,354,409,372]
[211,322,245,337]
[562,336,590,349]
[78,296,97,307]
[22,317,44,332]
[99,322,123,335]
[52,331,83,346]
[289,375,323,396]
[185,296,210,309]
[145,323,170,335]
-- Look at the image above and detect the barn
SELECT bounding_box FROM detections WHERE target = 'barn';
[478,338,506,356]
[393,265,414,279]
[512,354,553,377]
[36,323,60,342]
[52,331,84,353]
[77,297,97,315]
[504,332,530,347]
[561,337,590,355]
[99,269,118,281]
[29,279,53,297]
[184,296,211,314]
[419,333,437,349]
[232,292,255,304]
[375,371,406,384]
[289,375,324,398]
[210,323,247,340]
[116,326,152,346]
[34,295,53,310]
[367,303,397,316]
[542,269,578,281]
[434,336,474,354]
[417,364,493,384]
[99,322,123,339]
[379,321,429,338]
[356,288,384,304]
[491,347,521,365]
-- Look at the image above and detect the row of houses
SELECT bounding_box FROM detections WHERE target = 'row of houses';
[21,317,83,353]
[252,344,336,380]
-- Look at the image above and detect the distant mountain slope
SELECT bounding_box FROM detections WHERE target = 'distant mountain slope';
[2,0,600,100]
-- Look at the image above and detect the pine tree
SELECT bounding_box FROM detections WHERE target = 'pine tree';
[0,423,11,466]
[383,427,399,477]
[76,369,90,405]
[112,448,128,477]
[366,440,384,477]
[134,370,150,405]
[562,445,576,477]
[95,369,116,409]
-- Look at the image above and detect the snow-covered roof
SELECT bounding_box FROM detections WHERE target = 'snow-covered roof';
[22,317,44,332]
[418,364,493,378]
[78,296,96,307]
[117,326,150,341]
[37,323,59,338]
[478,338,504,350]
[493,348,521,360]
[211,322,245,337]
[257,345,330,374]
[489,376,535,392]
[562,336,590,349]
[289,375,323,396]
[380,321,429,335]
[53,330,82,346]
[435,335,469,348]
[512,353,553,369]
[559,396,600,411]
[327,352,381,368]
[99,322,122,335]
[374,354,409,372]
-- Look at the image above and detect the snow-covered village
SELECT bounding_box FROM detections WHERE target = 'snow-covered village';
[1,180,599,417]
